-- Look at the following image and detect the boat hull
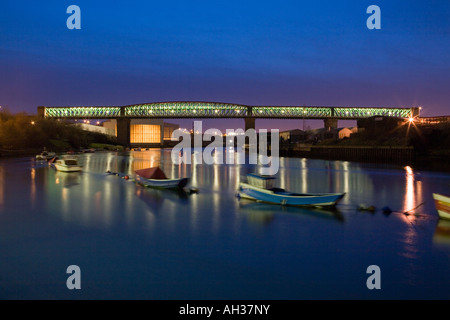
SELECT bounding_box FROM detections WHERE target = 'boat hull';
[433,193,450,220]
[238,183,345,207]
[136,175,189,189]
[54,164,82,172]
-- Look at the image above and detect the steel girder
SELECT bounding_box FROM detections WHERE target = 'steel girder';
[42,103,413,119]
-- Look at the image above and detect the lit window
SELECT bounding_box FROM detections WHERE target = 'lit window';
[130,125,161,143]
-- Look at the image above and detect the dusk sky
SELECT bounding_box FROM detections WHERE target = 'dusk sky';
[0,0,448,130]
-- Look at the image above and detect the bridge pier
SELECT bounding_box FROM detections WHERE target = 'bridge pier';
[244,117,255,131]
[324,119,338,131]
[411,107,420,118]
[37,106,45,117]
[117,118,131,146]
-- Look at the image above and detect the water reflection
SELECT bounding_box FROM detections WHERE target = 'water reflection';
[135,185,189,213]
[434,219,450,246]
[403,166,416,214]
[238,199,344,225]
[0,166,3,208]
[55,171,81,188]
[19,152,438,237]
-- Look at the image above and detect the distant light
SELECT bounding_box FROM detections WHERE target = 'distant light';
[408,117,414,123]
[30,121,35,125]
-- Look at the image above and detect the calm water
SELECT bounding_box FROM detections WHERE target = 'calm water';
[0,149,449,300]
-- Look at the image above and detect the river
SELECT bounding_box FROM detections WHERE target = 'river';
[0,149,449,299]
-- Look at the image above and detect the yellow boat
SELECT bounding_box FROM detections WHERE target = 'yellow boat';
[433,193,450,220]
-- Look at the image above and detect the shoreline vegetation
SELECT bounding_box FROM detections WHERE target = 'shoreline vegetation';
[1,109,450,172]
[0,109,121,156]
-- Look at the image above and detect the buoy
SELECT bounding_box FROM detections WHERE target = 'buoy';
[358,204,375,212]
[124,175,129,180]
[382,206,392,214]
[190,187,199,194]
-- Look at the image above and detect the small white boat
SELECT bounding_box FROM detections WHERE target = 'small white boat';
[36,150,56,160]
[433,193,450,220]
[52,157,82,172]
[237,174,345,208]
[135,167,188,189]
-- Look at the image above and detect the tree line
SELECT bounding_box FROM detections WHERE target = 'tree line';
[0,109,116,151]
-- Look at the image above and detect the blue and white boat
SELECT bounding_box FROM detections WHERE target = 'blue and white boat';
[237,174,345,208]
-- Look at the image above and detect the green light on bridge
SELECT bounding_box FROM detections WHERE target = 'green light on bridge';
[42,103,414,120]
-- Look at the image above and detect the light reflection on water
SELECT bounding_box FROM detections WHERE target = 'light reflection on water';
[0,150,449,299]
[0,166,4,208]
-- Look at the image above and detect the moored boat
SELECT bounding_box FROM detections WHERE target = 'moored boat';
[135,167,189,189]
[53,156,82,172]
[433,193,450,220]
[237,173,345,208]
[36,150,56,160]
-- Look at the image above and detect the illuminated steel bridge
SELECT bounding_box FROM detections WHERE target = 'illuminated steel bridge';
[39,102,416,119]
[38,102,420,145]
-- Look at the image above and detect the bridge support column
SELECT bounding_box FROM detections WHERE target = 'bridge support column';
[324,119,338,131]
[411,107,420,118]
[244,117,255,132]
[117,118,131,146]
[37,106,45,117]
[160,123,164,147]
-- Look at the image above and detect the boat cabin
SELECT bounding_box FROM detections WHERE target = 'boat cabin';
[247,173,276,189]
[58,159,79,166]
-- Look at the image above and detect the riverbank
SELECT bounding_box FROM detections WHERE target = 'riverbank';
[278,144,450,173]
[0,148,43,158]
[280,145,415,164]
[0,143,123,158]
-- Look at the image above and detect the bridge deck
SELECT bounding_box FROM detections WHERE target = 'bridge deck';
[39,102,416,119]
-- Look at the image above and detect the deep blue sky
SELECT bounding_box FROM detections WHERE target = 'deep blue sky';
[0,0,448,130]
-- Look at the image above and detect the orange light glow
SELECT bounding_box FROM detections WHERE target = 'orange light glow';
[405,165,413,175]
[403,166,416,217]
